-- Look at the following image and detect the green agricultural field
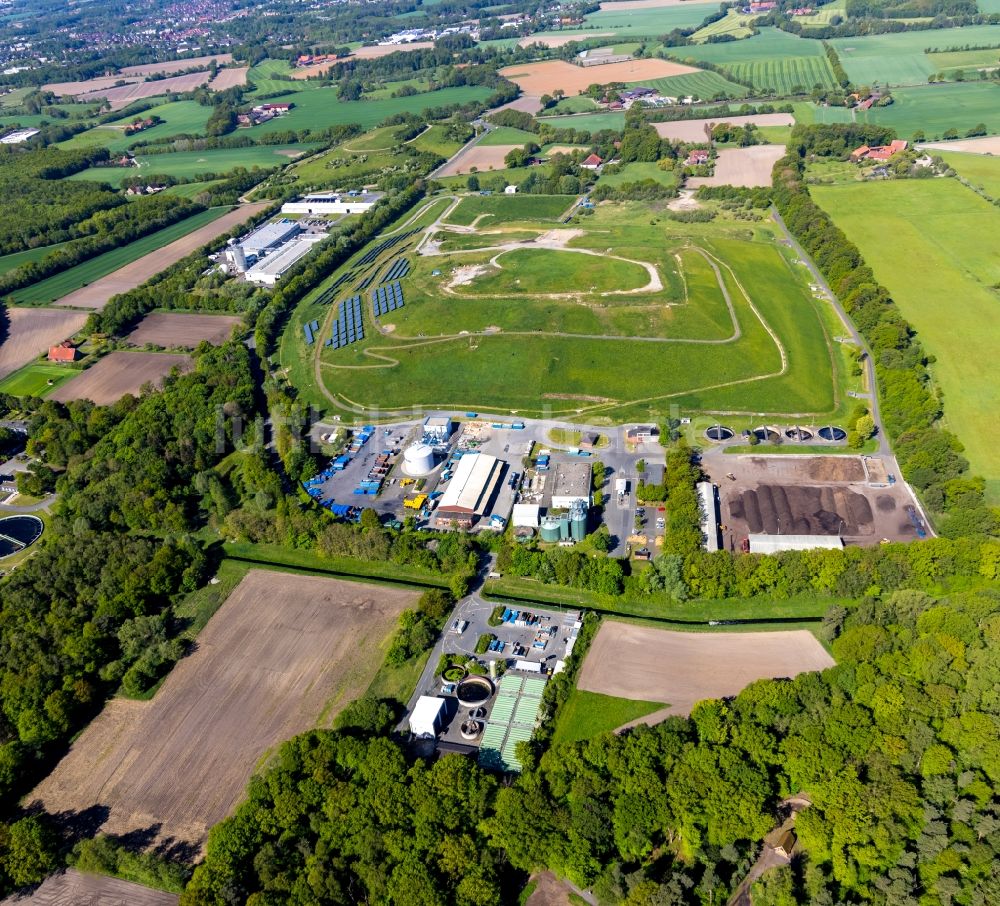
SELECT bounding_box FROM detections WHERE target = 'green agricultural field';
[791,101,854,125]
[408,124,465,158]
[541,111,628,132]
[282,196,843,422]
[539,95,600,116]
[0,87,31,108]
[59,100,212,153]
[724,55,839,93]
[442,194,573,226]
[245,59,311,96]
[68,145,317,186]
[161,179,224,198]
[667,27,828,65]
[854,82,1000,140]
[12,207,231,304]
[830,25,1000,85]
[597,161,677,188]
[792,0,846,27]
[692,10,760,43]
[926,46,1000,74]
[250,85,495,136]
[552,690,664,744]
[641,70,750,99]
[0,362,77,397]
[479,126,539,146]
[364,77,430,100]
[935,150,1000,197]
[813,178,1000,502]
[582,1,721,36]
[0,242,69,277]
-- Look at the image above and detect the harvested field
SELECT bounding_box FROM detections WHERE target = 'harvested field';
[44,76,138,96]
[77,72,214,110]
[577,621,835,725]
[121,54,233,77]
[653,112,794,141]
[518,32,614,47]
[48,351,192,405]
[29,571,417,851]
[291,61,340,79]
[352,42,435,58]
[500,58,697,94]
[0,307,87,380]
[55,203,268,310]
[209,66,249,90]
[126,312,242,347]
[688,145,786,188]
[920,136,1000,154]
[546,144,588,155]
[704,454,926,545]
[495,94,543,115]
[1,869,178,905]
[436,143,521,177]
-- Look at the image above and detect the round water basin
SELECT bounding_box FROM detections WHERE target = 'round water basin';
[818,426,847,442]
[456,675,493,705]
[0,515,43,558]
[785,427,813,442]
[752,426,779,444]
[705,425,734,442]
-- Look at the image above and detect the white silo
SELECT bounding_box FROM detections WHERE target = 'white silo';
[402,443,436,476]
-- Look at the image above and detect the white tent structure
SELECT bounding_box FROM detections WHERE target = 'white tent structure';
[409,696,446,738]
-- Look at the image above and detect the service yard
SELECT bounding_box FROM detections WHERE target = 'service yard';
[28,570,418,851]
[703,454,928,547]
[48,351,193,405]
[688,145,786,188]
[500,59,697,95]
[576,621,835,726]
[126,312,243,348]
[0,307,87,380]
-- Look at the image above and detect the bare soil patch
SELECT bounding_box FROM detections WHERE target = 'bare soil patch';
[501,58,697,95]
[29,571,417,852]
[653,113,793,142]
[1,869,178,905]
[352,42,435,58]
[291,61,340,79]
[687,145,786,188]
[525,872,575,906]
[0,307,87,380]
[76,72,215,110]
[518,32,614,48]
[545,144,587,155]
[44,76,139,96]
[56,204,269,310]
[121,54,233,77]
[495,94,544,115]
[209,66,248,90]
[577,622,834,725]
[921,136,1000,154]
[437,143,521,177]
[126,312,242,348]
[48,351,192,405]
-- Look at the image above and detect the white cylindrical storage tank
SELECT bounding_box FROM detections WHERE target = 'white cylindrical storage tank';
[402,443,435,476]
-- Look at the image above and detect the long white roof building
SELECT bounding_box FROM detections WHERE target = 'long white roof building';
[437,452,504,518]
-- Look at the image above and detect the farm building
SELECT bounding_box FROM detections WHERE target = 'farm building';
[244,234,326,286]
[580,154,603,171]
[748,534,844,554]
[409,696,446,738]
[0,128,39,144]
[698,481,720,552]
[512,503,541,528]
[239,219,301,258]
[850,140,908,162]
[423,415,454,443]
[550,461,592,509]
[436,452,506,525]
[504,185,518,195]
[47,341,78,363]
[627,424,659,442]
[281,191,383,216]
[686,149,710,166]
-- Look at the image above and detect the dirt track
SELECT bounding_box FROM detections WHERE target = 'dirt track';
[55,204,269,310]
[1,869,178,905]
[29,571,417,852]
[688,145,786,189]
[48,351,192,405]
[577,622,834,726]
[501,59,697,95]
[126,312,242,348]
[0,308,87,380]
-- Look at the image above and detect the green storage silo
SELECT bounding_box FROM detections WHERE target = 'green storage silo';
[540,517,561,543]
[570,501,587,541]
[558,514,570,540]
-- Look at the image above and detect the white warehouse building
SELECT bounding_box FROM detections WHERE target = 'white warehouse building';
[281,191,384,216]
[244,234,326,286]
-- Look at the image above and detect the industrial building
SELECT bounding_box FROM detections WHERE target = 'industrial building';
[550,461,592,509]
[436,452,505,526]
[748,534,844,554]
[697,481,720,552]
[244,234,326,286]
[539,501,588,543]
[512,503,541,528]
[409,696,446,738]
[281,191,383,216]
[239,219,301,258]
[402,443,436,476]
[422,416,454,444]
[626,424,659,443]
[0,128,39,144]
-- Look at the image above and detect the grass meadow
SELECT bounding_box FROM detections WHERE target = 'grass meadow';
[12,207,231,304]
[852,82,1000,140]
[668,27,827,65]
[442,194,573,225]
[0,362,78,397]
[59,100,212,153]
[479,126,538,146]
[642,70,750,99]
[935,151,1000,197]
[692,10,759,42]
[813,177,1000,502]
[582,1,721,36]
[0,242,70,277]
[597,161,677,187]
[552,690,664,744]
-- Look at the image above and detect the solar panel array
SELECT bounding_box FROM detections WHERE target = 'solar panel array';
[303,318,320,345]
[372,280,404,318]
[380,258,410,283]
[324,296,364,350]
[354,229,419,290]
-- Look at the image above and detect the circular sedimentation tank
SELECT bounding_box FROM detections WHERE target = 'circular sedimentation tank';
[456,675,493,705]
[705,425,734,442]
[818,426,847,442]
[460,719,483,740]
[752,426,779,443]
[785,427,813,442]
[0,515,43,558]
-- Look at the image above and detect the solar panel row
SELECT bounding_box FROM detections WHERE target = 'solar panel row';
[327,295,365,351]
[371,280,404,318]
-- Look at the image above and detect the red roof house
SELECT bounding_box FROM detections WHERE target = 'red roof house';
[580,153,603,170]
[851,140,907,162]
[686,149,710,166]
[48,341,78,363]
